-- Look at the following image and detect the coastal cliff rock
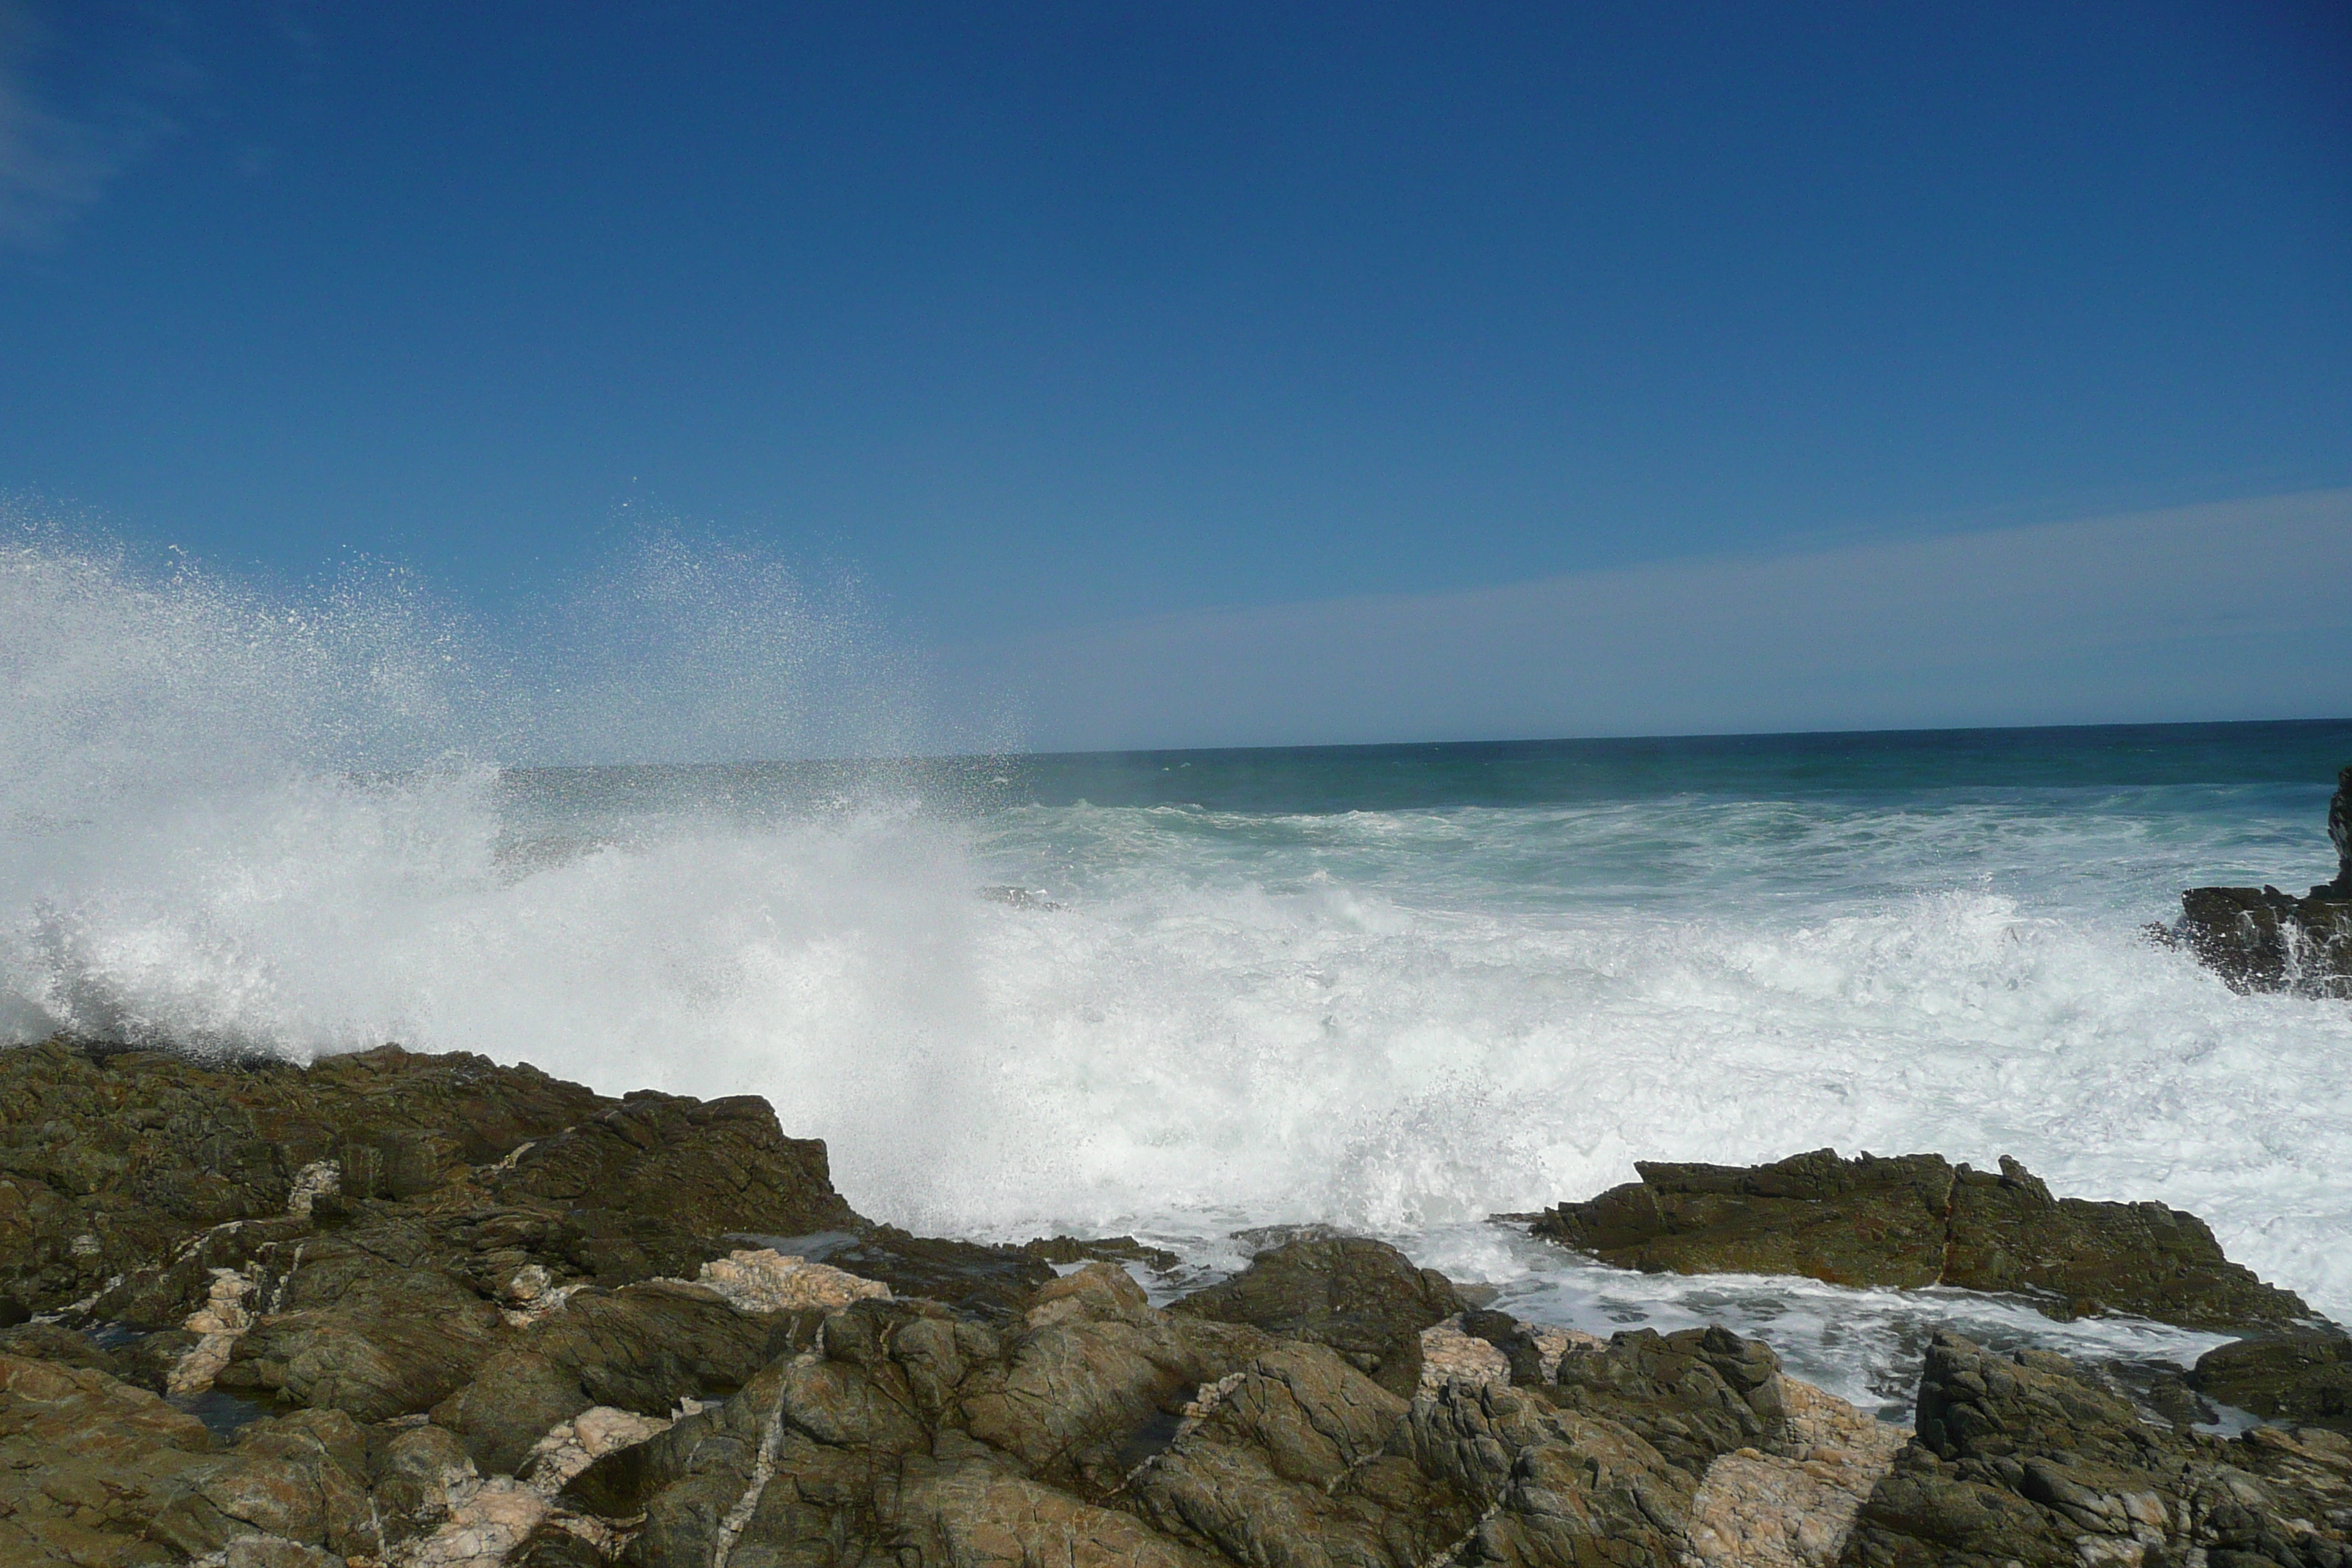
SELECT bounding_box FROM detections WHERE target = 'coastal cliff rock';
[1531,1148,2313,1333]
[2168,763,2352,996]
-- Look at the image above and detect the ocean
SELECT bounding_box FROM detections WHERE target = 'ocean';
[5,542,2348,1416]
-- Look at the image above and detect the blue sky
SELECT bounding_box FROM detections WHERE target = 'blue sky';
[3,1,2348,749]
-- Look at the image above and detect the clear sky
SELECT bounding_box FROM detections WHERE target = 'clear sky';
[4,2,2348,750]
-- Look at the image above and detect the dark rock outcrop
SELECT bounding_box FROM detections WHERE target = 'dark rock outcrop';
[1166,1235,1463,1398]
[2168,764,2352,995]
[0,1351,382,1567]
[565,1258,1774,1568]
[1534,1147,2313,1333]
[1843,1330,2352,1567]
[2193,1330,2352,1436]
[1548,1322,1787,1478]
[2172,886,2352,998]
[0,1039,614,1318]
[2326,762,2352,896]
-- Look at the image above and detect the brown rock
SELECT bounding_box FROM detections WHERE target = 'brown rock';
[2190,1329,2352,1435]
[1534,1149,2311,1334]
[1942,1156,2310,1332]
[1844,1331,2352,1567]
[0,1039,611,1315]
[1534,1149,1956,1289]
[1167,1235,1463,1398]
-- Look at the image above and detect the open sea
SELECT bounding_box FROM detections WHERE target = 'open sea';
[4,543,2348,1417]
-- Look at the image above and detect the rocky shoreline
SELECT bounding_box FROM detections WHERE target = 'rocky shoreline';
[1,1039,2347,1568]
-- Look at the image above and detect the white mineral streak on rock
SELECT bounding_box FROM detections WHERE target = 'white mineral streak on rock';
[284,1159,341,1216]
[494,1404,677,1560]
[166,1267,255,1397]
[1529,1324,1600,1381]
[665,1246,890,1313]
[391,1465,549,1568]
[497,1263,584,1328]
[1417,1319,1512,1395]
[1415,1316,1601,1396]
[379,1407,676,1567]
[188,1535,340,1567]
[711,1362,802,1568]
[520,1403,673,1496]
[1678,1376,1910,1568]
[1173,1371,1248,1443]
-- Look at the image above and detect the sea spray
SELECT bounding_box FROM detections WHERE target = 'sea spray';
[3,526,2349,1380]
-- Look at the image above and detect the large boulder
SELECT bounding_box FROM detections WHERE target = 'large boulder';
[1547,1323,1787,1480]
[1534,1149,1957,1289]
[1534,1149,2312,1333]
[1166,1235,1463,1398]
[486,1091,855,1264]
[1942,1156,2313,1330]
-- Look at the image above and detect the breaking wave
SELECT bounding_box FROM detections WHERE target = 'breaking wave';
[4,526,2348,1372]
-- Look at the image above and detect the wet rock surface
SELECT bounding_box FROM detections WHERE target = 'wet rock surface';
[1,1036,2344,1567]
[2172,886,2352,998]
[2193,1331,2352,1436]
[2168,764,2352,996]
[1534,1147,2313,1333]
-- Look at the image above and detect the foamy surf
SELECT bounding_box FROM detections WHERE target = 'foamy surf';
[4,531,2348,1411]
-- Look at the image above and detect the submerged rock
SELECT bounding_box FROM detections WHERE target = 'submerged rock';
[1532,1147,2313,1333]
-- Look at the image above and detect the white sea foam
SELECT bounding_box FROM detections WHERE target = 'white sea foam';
[2,531,2346,1409]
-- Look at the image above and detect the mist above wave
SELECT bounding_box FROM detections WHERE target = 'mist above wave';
[0,521,968,1050]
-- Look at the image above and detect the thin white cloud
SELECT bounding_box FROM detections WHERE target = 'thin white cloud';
[0,1,179,248]
[946,488,2352,751]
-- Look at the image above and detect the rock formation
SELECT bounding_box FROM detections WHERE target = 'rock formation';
[1531,1147,2313,1333]
[1844,1330,2352,1567]
[2168,764,2352,995]
[1,1039,2345,1566]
